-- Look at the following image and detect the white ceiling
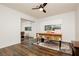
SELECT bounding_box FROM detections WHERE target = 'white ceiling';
[1,3,77,19]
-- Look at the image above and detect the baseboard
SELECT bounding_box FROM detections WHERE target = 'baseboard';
[0,42,20,49]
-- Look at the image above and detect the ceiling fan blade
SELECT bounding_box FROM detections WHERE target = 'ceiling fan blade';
[39,4,43,8]
[32,8,39,10]
[43,3,47,7]
[43,9,46,13]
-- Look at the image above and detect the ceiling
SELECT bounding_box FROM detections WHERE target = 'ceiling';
[1,3,77,19]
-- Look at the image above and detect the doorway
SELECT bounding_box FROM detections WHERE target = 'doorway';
[20,18,34,45]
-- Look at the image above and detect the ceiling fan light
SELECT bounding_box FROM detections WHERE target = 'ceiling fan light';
[39,8,43,11]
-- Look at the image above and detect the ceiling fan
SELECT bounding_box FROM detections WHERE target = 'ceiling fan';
[32,3,47,13]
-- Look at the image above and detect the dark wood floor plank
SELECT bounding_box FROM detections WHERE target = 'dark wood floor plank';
[15,44,36,56]
[0,43,71,56]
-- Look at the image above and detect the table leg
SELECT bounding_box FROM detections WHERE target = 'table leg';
[59,41,61,50]
[37,38,39,44]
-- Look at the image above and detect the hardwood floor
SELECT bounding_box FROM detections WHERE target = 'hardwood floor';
[0,43,71,56]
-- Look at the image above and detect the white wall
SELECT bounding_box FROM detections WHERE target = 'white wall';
[62,12,76,42]
[0,5,36,48]
[38,19,62,33]
[76,5,79,41]
[37,11,76,42]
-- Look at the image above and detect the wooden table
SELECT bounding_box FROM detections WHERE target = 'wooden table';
[36,33,62,50]
[72,41,79,56]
